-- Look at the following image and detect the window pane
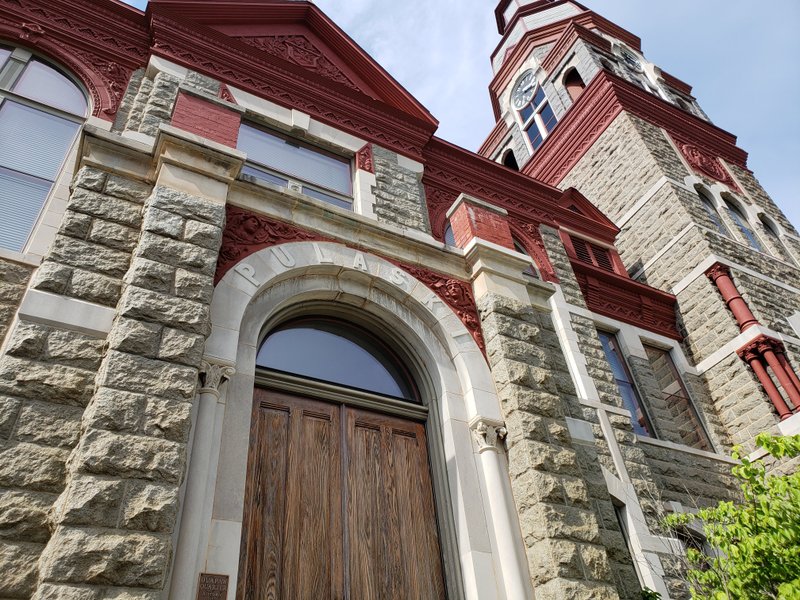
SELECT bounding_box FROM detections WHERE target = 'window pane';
[519,103,534,124]
[644,345,712,451]
[0,101,80,180]
[527,126,544,151]
[13,60,87,116]
[444,224,456,246]
[241,163,289,187]
[533,87,546,107]
[301,186,352,210]
[700,197,728,236]
[598,331,652,436]
[539,103,557,133]
[725,203,763,251]
[238,124,351,196]
[0,166,51,251]
[257,319,417,401]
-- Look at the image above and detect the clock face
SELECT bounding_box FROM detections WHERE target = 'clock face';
[620,49,643,73]
[512,70,536,109]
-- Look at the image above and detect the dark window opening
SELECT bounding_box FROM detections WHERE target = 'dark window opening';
[564,68,586,102]
[697,189,729,237]
[502,149,519,171]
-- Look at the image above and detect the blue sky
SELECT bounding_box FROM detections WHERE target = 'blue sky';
[122,0,799,229]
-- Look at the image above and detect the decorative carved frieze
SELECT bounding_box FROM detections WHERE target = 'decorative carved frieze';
[238,34,360,92]
[356,143,375,173]
[676,139,739,190]
[470,418,508,453]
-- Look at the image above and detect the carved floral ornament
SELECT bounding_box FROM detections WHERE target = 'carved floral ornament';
[356,143,375,173]
[200,361,236,394]
[470,418,508,453]
[677,140,739,189]
[216,206,487,355]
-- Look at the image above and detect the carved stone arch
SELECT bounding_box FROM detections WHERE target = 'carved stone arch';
[170,241,534,600]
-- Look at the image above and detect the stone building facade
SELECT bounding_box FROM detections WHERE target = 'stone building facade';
[0,0,797,599]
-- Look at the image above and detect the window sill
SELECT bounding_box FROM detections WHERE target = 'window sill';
[634,434,734,464]
[0,246,42,267]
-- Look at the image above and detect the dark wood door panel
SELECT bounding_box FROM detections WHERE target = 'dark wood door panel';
[238,389,446,600]
[238,390,343,600]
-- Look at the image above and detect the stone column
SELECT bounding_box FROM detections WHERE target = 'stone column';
[469,418,533,600]
[170,361,235,599]
[34,128,244,599]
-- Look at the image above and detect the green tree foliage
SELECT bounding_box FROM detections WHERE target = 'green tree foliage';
[665,433,800,600]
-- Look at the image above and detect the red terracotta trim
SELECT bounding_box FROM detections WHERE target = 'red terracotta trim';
[659,70,692,96]
[672,135,740,191]
[148,9,436,159]
[477,119,510,157]
[0,0,149,120]
[737,335,798,420]
[423,136,620,246]
[355,143,375,174]
[523,71,748,186]
[570,260,682,340]
[705,262,758,332]
[507,219,559,283]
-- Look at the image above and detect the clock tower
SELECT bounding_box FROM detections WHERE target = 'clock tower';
[482,0,800,470]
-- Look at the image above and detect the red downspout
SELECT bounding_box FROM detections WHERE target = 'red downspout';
[707,261,798,420]
[738,341,794,421]
[706,263,759,331]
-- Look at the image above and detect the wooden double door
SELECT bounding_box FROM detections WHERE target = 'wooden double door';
[237,388,447,600]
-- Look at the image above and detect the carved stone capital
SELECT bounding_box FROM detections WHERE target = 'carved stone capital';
[199,360,236,396]
[470,418,508,453]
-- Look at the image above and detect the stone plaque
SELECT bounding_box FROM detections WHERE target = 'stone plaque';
[197,573,229,600]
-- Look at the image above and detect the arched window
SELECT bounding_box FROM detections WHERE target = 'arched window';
[443,222,456,246]
[759,214,781,239]
[502,149,519,171]
[511,70,557,152]
[697,189,729,237]
[257,317,419,402]
[563,68,586,102]
[0,45,87,252]
[723,198,763,252]
[513,237,538,278]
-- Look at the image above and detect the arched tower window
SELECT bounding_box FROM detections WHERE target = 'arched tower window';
[0,44,87,252]
[510,69,557,152]
[759,214,781,239]
[697,189,729,237]
[502,149,519,171]
[723,198,764,252]
[443,222,456,246]
[563,68,586,102]
[257,317,419,402]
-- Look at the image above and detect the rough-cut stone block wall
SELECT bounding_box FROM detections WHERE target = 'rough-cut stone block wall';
[0,166,151,599]
[35,186,223,598]
[0,260,32,344]
[371,145,430,233]
[479,293,626,600]
[559,113,688,224]
[31,167,151,307]
[545,40,601,119]
[0,323,104,598]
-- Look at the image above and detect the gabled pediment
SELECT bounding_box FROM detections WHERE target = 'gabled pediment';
[558,187,619,236]
[147,0,438,127]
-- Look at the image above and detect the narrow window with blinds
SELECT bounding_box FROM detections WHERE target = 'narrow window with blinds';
[570,235,616,273]
[238,122,353,210]
[0,48,87,252]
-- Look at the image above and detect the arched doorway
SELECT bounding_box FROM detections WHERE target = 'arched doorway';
[237,316,447,599]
